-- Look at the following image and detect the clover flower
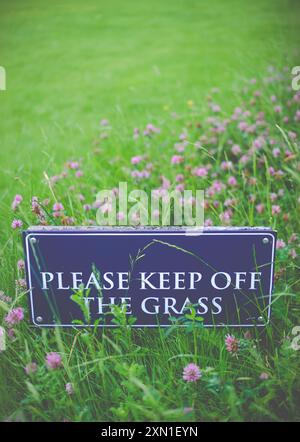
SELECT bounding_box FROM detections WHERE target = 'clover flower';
[65,383,74,395]
[5,307,24,327]
[225,334,239,354]
[12,194,23,211]
[171,155,184,165]
[182,363,202,382]
[46,352,62,370]
[25,362,38,375]
[11,219,23,229]
[17,259,25,270]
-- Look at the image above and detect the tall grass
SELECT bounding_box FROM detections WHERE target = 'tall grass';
[0,63,300,421]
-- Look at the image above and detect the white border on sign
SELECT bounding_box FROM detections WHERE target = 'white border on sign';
[25,232,276,328]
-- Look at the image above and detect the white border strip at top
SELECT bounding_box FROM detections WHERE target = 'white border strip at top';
[25,232,276,328]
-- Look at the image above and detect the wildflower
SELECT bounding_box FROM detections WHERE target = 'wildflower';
[131,169,150,180]
[11,219,23,229]
[182,363,202,382]
[294,110,300,122]
[288,233,298,243]
[67,161,79,170]
[145,162,153,171]
[204,218,213,227]
[285,149,293,159]
[0,291,12,303]
[25,362,37,375]
[225,334,239,354]
[211,103,221,113]
[220,161,232,171]
[193,167,208,177]
[131,156,143,165]
[17,259,25,271]
[133,127,139,139]
[212,180,225,193]
[231,144,241,155]
[50,175,60,185]
[289,249,297,259]
[228,176,237,186]
[7,328,16,340]
[53,202,64,212]
[276,239,286,249]
[271,205,281,215]
[117,211,125,221]
[12,194,23,210]
[62,216,75,226]
[31,197,46,225]
[46,352,62,370]
[255,203,265,214]
[244,331,252,340]
[176,184,185,192]
[75,170,83,178]
[53,211,63,218]
[270,192,277,202]
[259,372,269,380]
[143,123,160,136]
[249,177,257,185]
[5,307,24,327]
[100,119,109,126]
[224,198,237,207]
[272,148,280,158]
[65,383,74,395]
[253,137,265,150]
[175,174,184,182]
[240,154,249,164]
[219,210,232,225]
[171,155,184,165]
[238,121,248,132]
[16,279,27,290]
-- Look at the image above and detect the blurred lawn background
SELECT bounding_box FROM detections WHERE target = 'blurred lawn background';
[0,0,300,195]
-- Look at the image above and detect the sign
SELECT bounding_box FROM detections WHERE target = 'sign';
[23,228,276,327]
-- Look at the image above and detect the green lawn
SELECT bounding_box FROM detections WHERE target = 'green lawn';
[0,0,299,178]
[0,0,300,422]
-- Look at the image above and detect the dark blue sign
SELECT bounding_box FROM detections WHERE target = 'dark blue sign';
[23,228,276,327]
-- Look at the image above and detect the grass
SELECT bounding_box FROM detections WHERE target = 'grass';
[0,0,300,422]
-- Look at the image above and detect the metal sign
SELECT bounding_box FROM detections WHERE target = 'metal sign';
[23,228,276,327]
